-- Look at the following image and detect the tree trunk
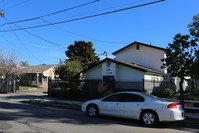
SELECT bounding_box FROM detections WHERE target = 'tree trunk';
[190,78,194,96]
[179,77,185,109]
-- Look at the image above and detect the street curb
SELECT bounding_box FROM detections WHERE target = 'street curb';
[185,108,199,114]
[21,101,81,111]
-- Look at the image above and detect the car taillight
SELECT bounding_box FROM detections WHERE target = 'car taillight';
[167,103,181,109]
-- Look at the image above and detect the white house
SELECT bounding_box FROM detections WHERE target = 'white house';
[84,58,166,82]
[83,42,172,93]
[83,41,189,93]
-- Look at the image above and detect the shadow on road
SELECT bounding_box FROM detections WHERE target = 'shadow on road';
[0,100,198,133]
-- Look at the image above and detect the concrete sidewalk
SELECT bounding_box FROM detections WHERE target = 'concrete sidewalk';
[0,92,83,106]
[29,97,83,106]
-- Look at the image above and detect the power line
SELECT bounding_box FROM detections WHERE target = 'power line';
[0,0,100,26]
[3,18,42,63]
[0,0,165,32]
[4,17,67,48]
[1,0,144,27]
[40,0,145,25]
[0,34,39,62]
[41,18,129,44]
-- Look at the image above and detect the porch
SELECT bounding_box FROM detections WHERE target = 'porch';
[21,73,43,87]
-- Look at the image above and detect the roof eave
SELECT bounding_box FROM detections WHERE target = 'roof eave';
[112,41,166,55]
[146,71,167,77]
[82,58,147,73]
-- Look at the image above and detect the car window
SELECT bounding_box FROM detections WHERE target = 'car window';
[142,93,166,102]
[122,93,145,102]
[101,93,124,102]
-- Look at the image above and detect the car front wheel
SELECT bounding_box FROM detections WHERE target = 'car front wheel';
[87,105,99,117]
[141,111,158,126]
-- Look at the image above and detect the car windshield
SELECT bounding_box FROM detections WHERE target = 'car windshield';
[142,93,166,102]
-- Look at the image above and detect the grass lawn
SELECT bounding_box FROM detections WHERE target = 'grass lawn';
[19,86,42,90]
[29,99,81,107]
[57,97,86,102]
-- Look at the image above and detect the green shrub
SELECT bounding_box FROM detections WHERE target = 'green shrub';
[163,88,175,98]
[173,92,180,99]
[173,92,199,101]
[151,92,163,97]
[184,93,194,100]
[193,96,199,101]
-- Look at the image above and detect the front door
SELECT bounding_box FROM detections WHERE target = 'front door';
[102,76,115,94]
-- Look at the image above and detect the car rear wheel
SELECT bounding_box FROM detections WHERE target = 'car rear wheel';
[141,111,158,126]
[87,105,99,117]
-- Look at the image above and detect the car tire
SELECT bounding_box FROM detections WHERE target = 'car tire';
[87,105,99,117]
[141,111,158,126]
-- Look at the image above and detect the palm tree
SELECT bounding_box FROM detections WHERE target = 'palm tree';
[20,61,29,66]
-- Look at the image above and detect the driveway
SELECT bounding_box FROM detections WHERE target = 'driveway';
[0,92,199,133]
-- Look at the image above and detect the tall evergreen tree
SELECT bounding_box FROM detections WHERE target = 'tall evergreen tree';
[65,41,100,69]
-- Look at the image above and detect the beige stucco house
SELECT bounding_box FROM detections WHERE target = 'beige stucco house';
[20,65,57,89]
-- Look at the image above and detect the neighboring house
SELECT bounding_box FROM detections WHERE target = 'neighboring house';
[20,65,57,89]
[83,41,189,93]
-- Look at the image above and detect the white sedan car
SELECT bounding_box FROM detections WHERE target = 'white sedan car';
[81,92,185,126]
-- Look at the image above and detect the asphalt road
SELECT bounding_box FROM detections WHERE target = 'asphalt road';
[0,95,199,133]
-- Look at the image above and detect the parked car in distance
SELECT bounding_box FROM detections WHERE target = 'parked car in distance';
[81,91,185,126]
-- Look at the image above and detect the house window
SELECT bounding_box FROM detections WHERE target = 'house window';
[136,44,140,50]
[31,74,36,81]
[107,61,111,67]
[39,74,42,82]
[43,76,47,82]
[151,77,159,81]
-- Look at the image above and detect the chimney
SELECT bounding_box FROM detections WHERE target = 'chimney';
[150,43,151,46]
[132,62,136,65]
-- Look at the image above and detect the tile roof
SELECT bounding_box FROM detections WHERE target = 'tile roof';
[21,65,56,73]
[112,41,166,55]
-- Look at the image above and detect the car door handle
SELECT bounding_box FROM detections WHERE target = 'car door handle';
[137,104,140,106]
[116,103,120,105]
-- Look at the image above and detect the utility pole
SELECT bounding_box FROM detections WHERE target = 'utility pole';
[104,51,108,58]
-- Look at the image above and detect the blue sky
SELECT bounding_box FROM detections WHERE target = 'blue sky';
[0,0,198,65]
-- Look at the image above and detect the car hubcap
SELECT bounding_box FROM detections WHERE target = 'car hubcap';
[143,113,155,125]
[88,107,96,116]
